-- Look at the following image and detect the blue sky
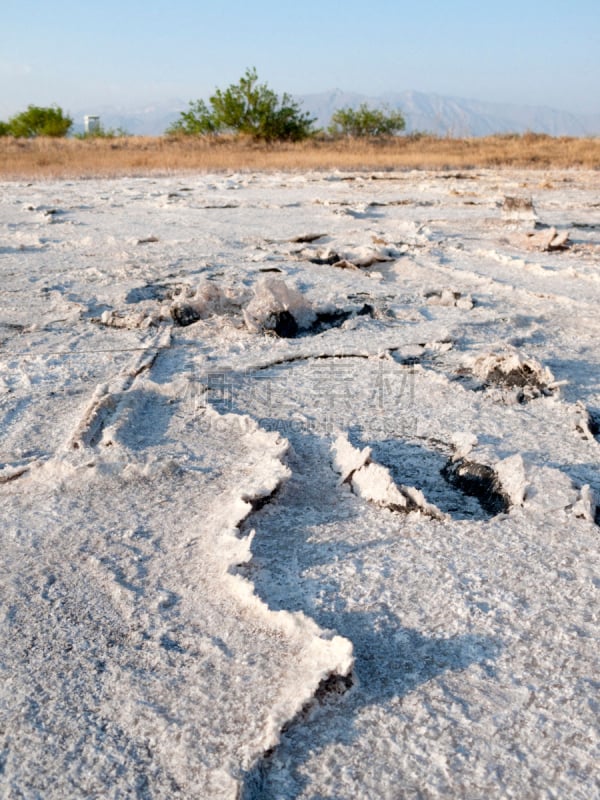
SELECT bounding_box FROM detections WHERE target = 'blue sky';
[1,0,598,118]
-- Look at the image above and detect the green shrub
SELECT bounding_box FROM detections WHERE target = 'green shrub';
[7,104,73,137]
[166,99,219,136]
[166,68,315,142]
[0,121,10,137]
[328,103,406,138]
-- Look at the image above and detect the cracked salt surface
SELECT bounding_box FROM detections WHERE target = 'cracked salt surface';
[1,169,599,798]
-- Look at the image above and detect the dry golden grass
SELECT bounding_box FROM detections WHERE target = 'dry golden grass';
[1,133,599,179]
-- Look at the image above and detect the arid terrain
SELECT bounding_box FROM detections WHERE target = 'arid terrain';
[1,166,599,798]
[1,134,600,179]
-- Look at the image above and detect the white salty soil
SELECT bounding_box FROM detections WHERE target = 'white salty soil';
[1,168,599,799]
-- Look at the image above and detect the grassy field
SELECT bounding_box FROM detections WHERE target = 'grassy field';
[1,133,600,179]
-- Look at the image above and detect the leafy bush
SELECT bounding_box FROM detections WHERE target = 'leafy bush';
[0,121,10,137]
[167,68,315,142]
[328,103,406,138]
[6,104,73,137]
[166,99,219,137]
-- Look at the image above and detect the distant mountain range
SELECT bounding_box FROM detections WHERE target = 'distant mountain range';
[302,90,600,137]
[72,90,600,138]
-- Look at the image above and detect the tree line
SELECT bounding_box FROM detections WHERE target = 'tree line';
[0,68,406,142]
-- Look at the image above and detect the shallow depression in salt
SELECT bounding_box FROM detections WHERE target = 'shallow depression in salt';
[1,169,599,799]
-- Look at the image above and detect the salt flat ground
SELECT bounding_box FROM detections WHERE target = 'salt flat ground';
[1,169,599,799]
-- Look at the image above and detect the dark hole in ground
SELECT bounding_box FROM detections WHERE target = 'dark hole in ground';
[349,431,507,521]
[312,304,373,330]
[170,301,375,334]
[290,233,327,243]
[587,409,600,439]
[247,486,282,513]
[307,252,342,265]
[272,304,375,338]
[170,304,202,327]
[442,459,510,517]
[311,309,352,332]
[314,672,355,702]
[273,310,299,338]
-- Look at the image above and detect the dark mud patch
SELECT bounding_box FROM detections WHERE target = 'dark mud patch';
[488,362,538,387]
[236,482,287,544]
[290,233,328,243]
[485,363,546,390]
[587,409,600,439]
[306,304,374,336]
[307,252,343,266]
[349,433,508,521]
[170,303,202,327]
[246,485,283,514]
[263,304,375,339]
[486,367,554,403]
[269,310,299,338]
[442,459,510,517]
[313,672,355,703]
[462,354,557,404]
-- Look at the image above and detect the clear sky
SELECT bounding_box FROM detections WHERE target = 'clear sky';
[1,0,599,119]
